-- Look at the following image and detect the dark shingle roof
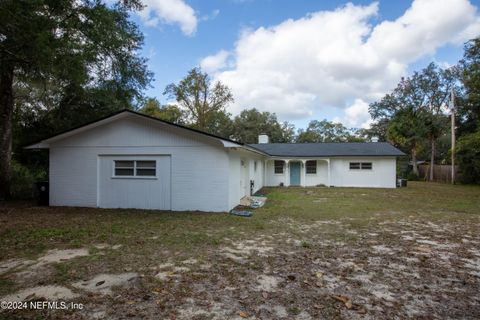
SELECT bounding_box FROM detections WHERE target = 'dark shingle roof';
[248,142,405,157]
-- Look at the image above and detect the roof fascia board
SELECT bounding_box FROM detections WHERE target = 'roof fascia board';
[24,142,50,149]
[234,145,269,157]
[44,113,128,145]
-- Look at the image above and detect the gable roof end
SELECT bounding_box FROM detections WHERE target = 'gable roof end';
[24,109,245,149]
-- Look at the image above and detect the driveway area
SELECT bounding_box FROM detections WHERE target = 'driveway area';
[1,182,479,319]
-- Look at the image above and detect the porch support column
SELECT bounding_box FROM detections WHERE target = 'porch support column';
[301,159,306,187]
[327,159,331,187]
[264,159,268,187]
[285,159,290,187]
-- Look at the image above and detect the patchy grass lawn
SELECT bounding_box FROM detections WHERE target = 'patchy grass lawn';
[0,182,479,319]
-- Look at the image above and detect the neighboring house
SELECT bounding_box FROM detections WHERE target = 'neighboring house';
[26,110,405,212]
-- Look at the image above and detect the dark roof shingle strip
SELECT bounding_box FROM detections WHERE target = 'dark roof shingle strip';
[25,109,405,158]
[248,142,405,157]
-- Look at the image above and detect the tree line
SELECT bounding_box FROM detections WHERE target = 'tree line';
[365,40,480,183]
[140,67,366,145]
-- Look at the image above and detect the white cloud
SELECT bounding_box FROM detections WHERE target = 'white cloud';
[334,99,373,129]
[138,0,198,36]
[200,9,220,22]
[203,0,480,126]
[200,50,230,73]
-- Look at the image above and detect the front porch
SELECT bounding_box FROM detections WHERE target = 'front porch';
[264,158,331,187]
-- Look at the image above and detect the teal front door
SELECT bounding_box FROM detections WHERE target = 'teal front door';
[290,162,301,186]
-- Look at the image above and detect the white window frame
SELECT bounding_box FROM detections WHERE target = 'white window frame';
[349,162,373,171]
[306,160,317,174]
[112,160,157,179]
[274,160,284,174]
[361,162,373,170]
[349,162,361,170]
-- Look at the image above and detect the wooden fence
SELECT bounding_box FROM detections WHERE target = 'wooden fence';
[418,164,459,183]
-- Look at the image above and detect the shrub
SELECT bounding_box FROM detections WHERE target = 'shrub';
[396,157,409,179]
[456,131,480,184]
[11,160,47,199]
[407,172,419,181]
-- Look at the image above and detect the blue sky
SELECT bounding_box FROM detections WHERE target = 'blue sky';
[129,0,480,130]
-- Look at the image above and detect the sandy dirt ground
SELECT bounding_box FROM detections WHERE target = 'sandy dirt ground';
[1,184,479,319]
[1,214,479,319]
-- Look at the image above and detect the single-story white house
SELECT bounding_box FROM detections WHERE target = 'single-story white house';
[26,110,405,212]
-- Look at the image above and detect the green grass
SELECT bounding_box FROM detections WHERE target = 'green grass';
[0,181,478,262]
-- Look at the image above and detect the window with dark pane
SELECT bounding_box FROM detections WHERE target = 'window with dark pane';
[306,160,317,174]
[274,160,284,174]
[361,162,372,170]
[115,160,134,176]
[349,162,361,170]
[136,160,156,177]
[114,160,156,177]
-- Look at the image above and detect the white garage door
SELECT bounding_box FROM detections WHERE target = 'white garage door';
[98,155,171,210]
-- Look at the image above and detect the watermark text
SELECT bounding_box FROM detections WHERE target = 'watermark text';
[1,300,84,310]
